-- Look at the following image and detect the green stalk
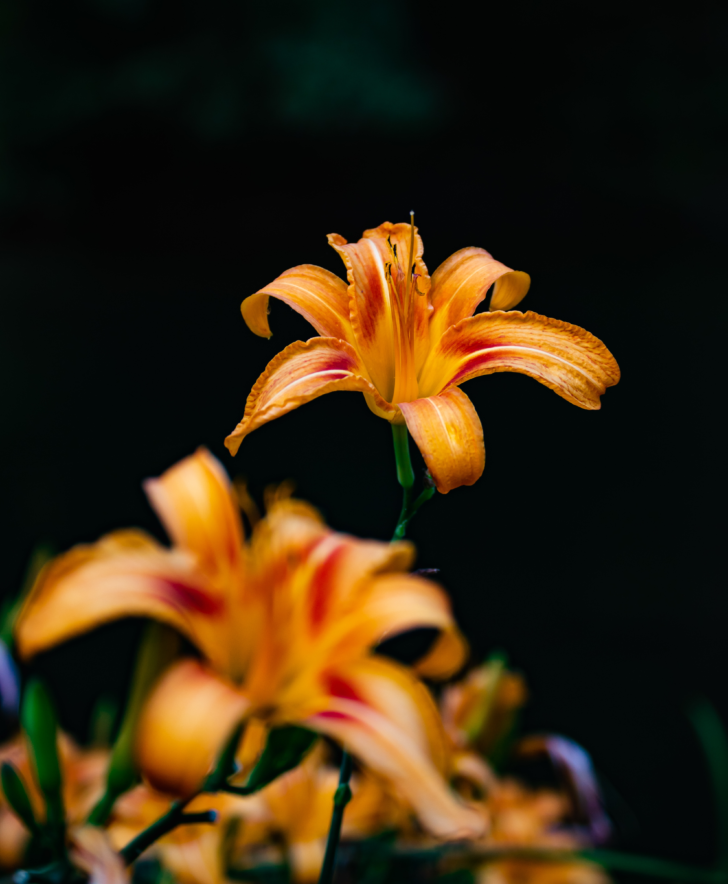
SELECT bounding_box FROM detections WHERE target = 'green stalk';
[317,423,436,884]
[118,722,242,866]
[119,799,217,866]
[317,751,353,884]
[391,423,434,541]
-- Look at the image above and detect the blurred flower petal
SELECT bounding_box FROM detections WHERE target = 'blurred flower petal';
[136,659,250,796]
[15,531,220,661]
[70,826,129,884]
[144,448,245,582]
[308,658,485,840]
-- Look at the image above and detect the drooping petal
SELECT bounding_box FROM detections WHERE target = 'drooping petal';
[224,338,396,455]
[144,449,245,582]
[14,532,223,660]
[328,222,432,399]
[306,658,485,840]
[428,247,531,344]
[399,388,485,494]
[418,311,621,408]
[136,659,250,797]
[241,264,354,343]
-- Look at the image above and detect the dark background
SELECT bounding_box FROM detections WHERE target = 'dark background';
[1,0,726,868]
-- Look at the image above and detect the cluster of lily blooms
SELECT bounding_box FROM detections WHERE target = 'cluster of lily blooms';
[0,220,619,884]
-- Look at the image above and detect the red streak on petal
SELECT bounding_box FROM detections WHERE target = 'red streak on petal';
[325,673,364,704]
[325,354,356,372]
[450,350,505,384]
[162,580,222,616]
[309,543,346,630]
[316,710,353,721]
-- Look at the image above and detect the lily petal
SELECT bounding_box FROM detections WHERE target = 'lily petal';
[225,338,396,455]
[307,658,485,840]
[241,264,354,343]
[399,388,485,494]
[14,532,222,660]
[321,572,467,678]
[136,659,250,796]
[299,531,415,635]
[144,449,245,582]
[419,311,621,408]
[429,247,530,343]
[156,828,225,884]
[70,827,129,884]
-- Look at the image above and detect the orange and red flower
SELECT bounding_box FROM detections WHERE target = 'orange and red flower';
[225,219,620,493]
[15,449,482,841]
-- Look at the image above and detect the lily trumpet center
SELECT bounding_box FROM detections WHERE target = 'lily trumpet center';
[380,228,424,406]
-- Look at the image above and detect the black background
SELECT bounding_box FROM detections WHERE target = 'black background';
[1,0,726,868]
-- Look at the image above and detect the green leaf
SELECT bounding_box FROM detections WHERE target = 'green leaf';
[240,726,317,794]
[687,698,728,871]
[21,680,62,800]
[1,762,40,835]
[20,680,66,859]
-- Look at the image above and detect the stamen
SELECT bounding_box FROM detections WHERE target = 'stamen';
[407,211,415,281]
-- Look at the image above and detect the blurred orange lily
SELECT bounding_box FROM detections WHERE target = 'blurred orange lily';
[225,219,620,493]
[477,780,610,884]
[15,449,482,840]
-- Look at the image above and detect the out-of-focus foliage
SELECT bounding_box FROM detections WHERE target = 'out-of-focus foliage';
[0,0,443,210]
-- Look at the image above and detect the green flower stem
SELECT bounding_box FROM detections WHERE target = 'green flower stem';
[118,722,243,867]
[317,751,353,884]
[316,425,436,884]
[119,799,217,866]
[391,423,435,541]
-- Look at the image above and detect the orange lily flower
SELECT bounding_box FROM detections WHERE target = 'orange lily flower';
[15,449,482,840]
[478,780,610,884]
[225,219,620,493]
